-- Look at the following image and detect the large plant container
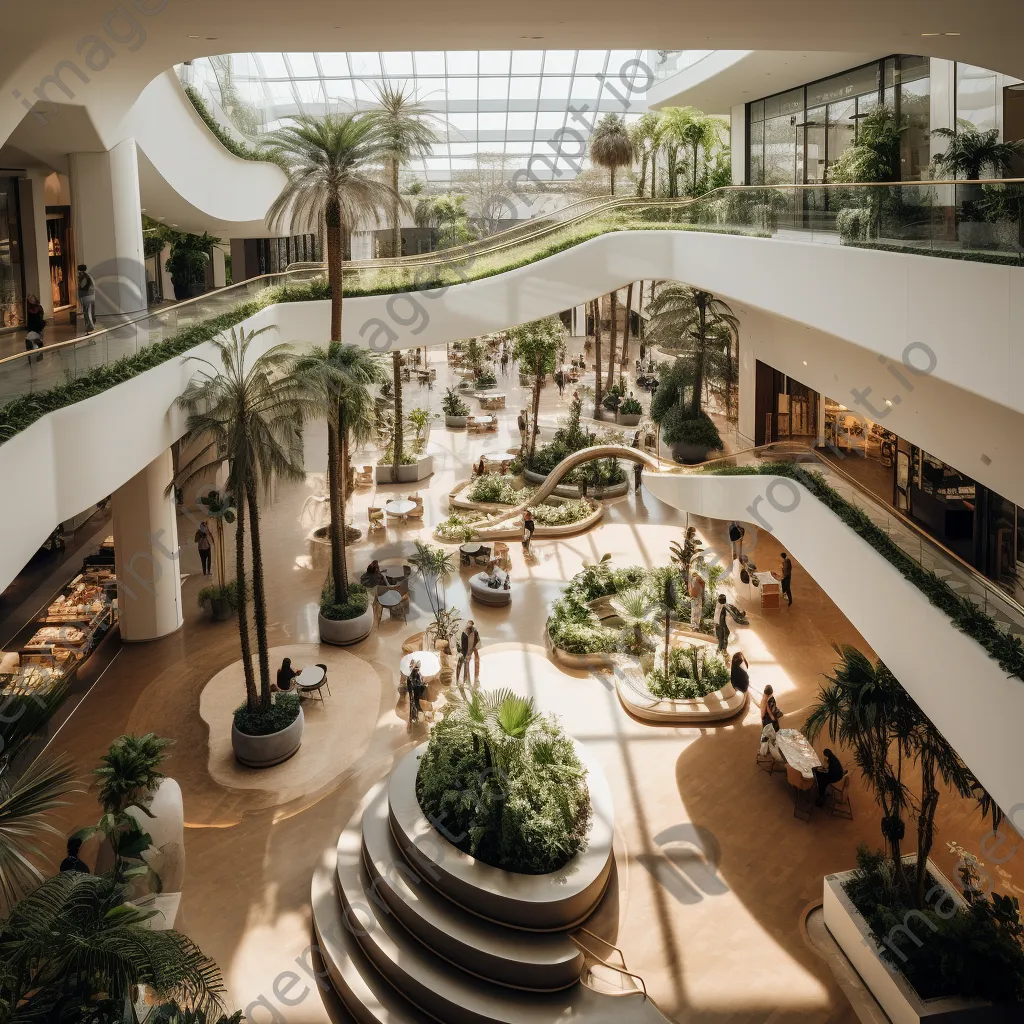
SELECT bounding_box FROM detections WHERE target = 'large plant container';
[231,706,305,767]
[375,453,434,483]
[823,858,1011,1024]
[445,415,468,428]
[319,605,374,645]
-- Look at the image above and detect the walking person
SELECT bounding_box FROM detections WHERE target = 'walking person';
[24,294,46,361]
[633,460,643,493]
[780,551,793,606]
[522,509,536,553]
[500,349,509,376]
[760,684,784,730]
[195,521,214,576]
[407,660,425,725]
[688,569,705,629]
[77,264,97,334]
[728,521,745,563]
[517,409,528,446]
[714,593,730,653]
[458,621,481,686]
[555,369,566,398]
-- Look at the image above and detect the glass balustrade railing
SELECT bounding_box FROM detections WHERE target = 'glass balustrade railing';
[1,180,1021,418]
[676,442,1024,640]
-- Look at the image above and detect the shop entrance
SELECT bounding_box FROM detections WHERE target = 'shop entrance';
[753,360,819,445]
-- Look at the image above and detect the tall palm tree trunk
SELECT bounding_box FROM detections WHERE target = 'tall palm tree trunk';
[592,298,603,416]
[609,167,615,196]
[651,154,657,199]
[339,423,352,598]
[234,489,257,710]
[326,199,343,343]
[389,156,402,257]
[246,490,272,709]
[690,298,708,419]
[915,749,940,909]
[392,351,403,482]
[326,421,344,602]
[607,291,618,391]
[622,282,634,374]
[529,358,543,463]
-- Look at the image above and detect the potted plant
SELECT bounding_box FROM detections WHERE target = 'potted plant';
[442,387,470,428]
[663,409,723,464]
[617,394,643,426]
[474,369,498,390]
[79,733,184,903]
[195,490,238,620]
[197,579,243,622]
[409,541,459,651]
[806,646,1021,1022]
[318,577,373,645]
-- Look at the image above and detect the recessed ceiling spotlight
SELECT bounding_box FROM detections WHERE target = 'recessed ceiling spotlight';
[187,34,200,38]
[206,37,218,41]
[802,360,808,366]
[520,35,544,39]
[921,31,961,36]
[171,223,178,227]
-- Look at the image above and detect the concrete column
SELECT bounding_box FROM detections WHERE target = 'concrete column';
[68,139,147,318]
[212,242,227,288]
[738,332,757,445]
[18,172,52,317]
[158,242,174,301]
[730,104,747,185]
[112,449,183,641]
[572,303,587,336]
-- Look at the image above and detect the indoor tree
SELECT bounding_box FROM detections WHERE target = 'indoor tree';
[510,316,562,463]
[294,343,386,610]
[409,540,460,648]
[591,297,603,416]
[630,111,662,198]
[176,326,311,712]
[931,124,1024,180]
[589,112,633,196]
[414,193,476,248]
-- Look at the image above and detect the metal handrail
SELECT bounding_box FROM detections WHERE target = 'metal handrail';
[683,440,1024,625]
[570,932,649,998]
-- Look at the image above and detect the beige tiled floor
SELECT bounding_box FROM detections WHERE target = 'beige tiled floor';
[40,335,1024,1023]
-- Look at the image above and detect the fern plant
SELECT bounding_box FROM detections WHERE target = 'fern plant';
[94,733,173,815]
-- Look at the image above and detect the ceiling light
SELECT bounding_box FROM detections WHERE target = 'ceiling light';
[885,399,893,407]
[187,34,200,38]
[921,31,960,36]
[520,35,544,39]
[802,360,808,366]
[206,37,218,41]
[171,223,178,227]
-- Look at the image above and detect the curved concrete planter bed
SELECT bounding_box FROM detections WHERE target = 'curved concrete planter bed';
[310,740,676,1024]
[523,467,629,499]
[318,606,374,646]
[611,655,748,724]
[231,706,305,767]
[445,415,469,428]
[375,453,434,483]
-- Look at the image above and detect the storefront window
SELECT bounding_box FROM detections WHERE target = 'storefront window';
[956,62,999,132]
[0,177,25,328]
[898,56,931,180]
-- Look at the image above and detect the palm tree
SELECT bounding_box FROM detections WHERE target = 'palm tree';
[366,82,441,258]
[176,327,312,710]
[931,125,1024,180]
[646,285,739,419]
[589,113,633,195]
[652,571,680,677]
[630,112,661,198]
[659,107,726,198]
[414,193,475,248]
[610,587,656,655]
[294,343,386,606]
[510,317,562,464]
[591,297,603,415]
[265,112,395,346]
[0,871,225,1018]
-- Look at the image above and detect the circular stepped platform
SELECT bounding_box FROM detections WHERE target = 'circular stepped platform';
[360,783,584,991]
[311,743,676,1023]
[388,744,614,931]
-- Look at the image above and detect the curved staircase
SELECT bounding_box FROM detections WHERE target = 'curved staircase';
[311,746,674,1024]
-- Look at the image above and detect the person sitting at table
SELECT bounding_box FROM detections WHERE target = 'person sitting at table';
[813,748,844,806]
[274,657,299,692]
[361,559,387,586]
[406,660,425,725]
[760,684,783,731]
[473,456,487,477]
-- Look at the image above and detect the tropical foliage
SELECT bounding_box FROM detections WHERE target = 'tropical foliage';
[647,643,730,700]
[589,113,633,195]
[416,689,591,874]
[414,193,476,248]
[93,733,171,816]
[931,124,1024,180]
[442,386,470,418]
[510,316,563,462]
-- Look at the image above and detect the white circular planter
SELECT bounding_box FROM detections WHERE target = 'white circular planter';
[318,605,374,646]
[126,777,186,894]
[445,415,469,428]
[231,706,305,767]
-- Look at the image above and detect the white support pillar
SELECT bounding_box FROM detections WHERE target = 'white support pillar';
[18,172,52,318]
[730,104,747,185]
[69,138,147,319]
[112,449,183,642]
[159,242,174,301]
[572,303,587,336]
[738,333,757,445]
[212,242,227,288]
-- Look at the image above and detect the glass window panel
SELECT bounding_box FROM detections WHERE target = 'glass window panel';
[536,111,566,129]
[540,76,571,100]
[236,80,264,109]
[478,111,507,131]
[511,51,543,74]
[479,78,508,101]
[324,78,355,101]
[900,55,930,84]
[900,74,931,180]
[449,142,478,155]
[571,76,601,103]
[293,79,325,106]
[504,141,535,153]
[807,63,879,108]
[446,112,477,133]
[317,53,350,76]
[956,63,998,132]
[480,50,511,76]
[414,51,446,76]
[352,80,379,102]
[543,50,575,74]
[445,77,477,101]
[450,157,477,169]
[749,99,765,124]
[348,52,382,77]
[383,52,414,77]
[506,111,536,131]
[424,157,450,169]
[573,51,607,75]
[607,50,640,78]
[446,51,477,75]
[749,120,764,184]
[763,113,798,184]
[261,79,296,106]
[509,76,542,100]
[763,88,803,120]
[286,53,319,77]
[255,53,288,78]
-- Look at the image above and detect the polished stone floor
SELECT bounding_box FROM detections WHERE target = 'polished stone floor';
[39,335,1024,1024]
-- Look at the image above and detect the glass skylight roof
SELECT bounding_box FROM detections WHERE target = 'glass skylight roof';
[179,50,665,182]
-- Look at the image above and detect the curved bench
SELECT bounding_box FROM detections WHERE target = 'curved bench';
[469,570,512,606]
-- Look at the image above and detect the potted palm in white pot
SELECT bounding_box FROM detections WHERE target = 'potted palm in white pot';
[442,387,470,428]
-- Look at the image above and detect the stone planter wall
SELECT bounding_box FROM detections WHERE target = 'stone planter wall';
[375,454,434,483]
[445,415,469,428]
[231,706,305,767]
[319,605,374,646]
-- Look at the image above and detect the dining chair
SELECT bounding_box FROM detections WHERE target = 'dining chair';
[406,506,425,521]
[756,724,780,774]
[368,507,385,530]
[826,773,854,819]
[786,765,816,823]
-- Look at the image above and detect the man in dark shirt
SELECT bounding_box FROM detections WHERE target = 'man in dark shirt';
[780,552,793,606]
[814,748,844,805]
[59,836,90,873]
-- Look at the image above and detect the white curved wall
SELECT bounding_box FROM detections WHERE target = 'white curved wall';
[123,72,286,237]
[643,471,1024,820]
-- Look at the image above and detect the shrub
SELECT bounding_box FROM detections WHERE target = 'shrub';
[320,580,369,621]
[526,498,593,526]
[232,692,301,736]
[183,85,289,170]
[646,645,729,700]
[196,580,243,610]
[437,513,475,543]
[441,387,469,417]
[94,733,172,814]
[475,370,498,388]
[549,619,618,654]
[662,408,722,450]
[467,475,525,504]
[620,396,643,416]
[416,690,592,874]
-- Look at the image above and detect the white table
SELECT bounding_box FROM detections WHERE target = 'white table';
[776,728,822,780]
[385,499,416,518]
[399,651,441,681]
[296,664,329,704]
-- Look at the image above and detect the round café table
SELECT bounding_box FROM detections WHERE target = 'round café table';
[385,499,416,519]
[399,650,441,681]
[296,663,329,705]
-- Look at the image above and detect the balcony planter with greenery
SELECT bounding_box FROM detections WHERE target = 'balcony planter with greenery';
[416,689,591,874]
[442,386,470,427]
[231,692,304,767]
[806,645,1022,1020]
[318,579,373,646]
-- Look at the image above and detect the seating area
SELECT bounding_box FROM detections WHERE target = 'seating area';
[757,726,853,823]
[466,415,497,433]
[469,567,512,606]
